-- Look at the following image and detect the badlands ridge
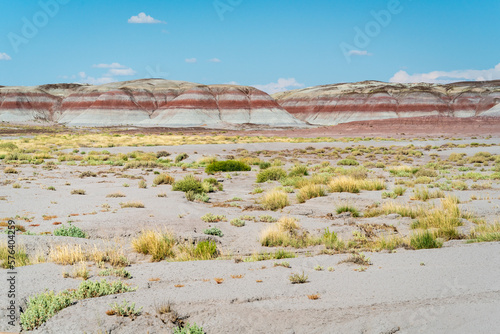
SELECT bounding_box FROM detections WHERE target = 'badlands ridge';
[1,79,500,127]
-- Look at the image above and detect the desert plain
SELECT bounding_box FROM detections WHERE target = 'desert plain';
[1,125,500,334]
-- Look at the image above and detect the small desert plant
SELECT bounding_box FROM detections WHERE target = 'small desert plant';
[71,189,86,195]
[201,213,226,223]
[259,215,277,223]
[173,323,205,334]
[230,218,245,227]
[156,151,171,158]
[289,271,308,284]
[336,205,360,217]
[4,167,18,174]
[47,186,56,191]
[73,279,135,299]
[203,227,223,237]
[260,189,289,211]
[79,171,97,178]
[106,192,126,198]
[99,268,131,278]
[120,201,145,208]
[205,160,251,174]
[340,253,372,265]
[108,300,142,318]
[153,173,175,185]
[138,180,147,189]
[274,261,291,268]
[256,167,287,183]
[53,223,87,238]
[12,183,21,188]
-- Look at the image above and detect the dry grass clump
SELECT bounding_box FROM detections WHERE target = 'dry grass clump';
[329,176,360,193]
[411,187,445,201]
[308,294,320,300]
[329,176,385,193]
[153,173,175,185]
[4,167,18,174]
[106,192,126,198]
[260,217,319,248]
[49,245,86,265]
[131,230,175,262]
[120,201,145,208]
[296,184,326,203]
[260,188,289,211]
[364,202,425,218]
[469,222,500,242]
[411,196,464,240]
[131,230,219,262]
[71,189,86,195]
[410,230,443,249]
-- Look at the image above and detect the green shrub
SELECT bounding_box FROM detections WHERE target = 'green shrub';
[109,300,142,318]
[337,159,359,166]
[289,271,308,284]
[175,153,189,163]
[288,164,309,177]
[205,160,251,174]
[230,218,245,227]
[259,161,271,170]
[20,280,135,330]
[98,268,131,278]
[173,323,205,334]
[172,175,204,193]
[336,205,360,217]
[256,167,287,183]
[194,240,218,260]
[20,291,73,330]
[53,224,87,238]
[203,227,223,237]
[201,213,226,222]
[74,279,135,299]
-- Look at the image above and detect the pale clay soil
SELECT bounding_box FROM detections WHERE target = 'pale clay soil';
[1,137,500,333]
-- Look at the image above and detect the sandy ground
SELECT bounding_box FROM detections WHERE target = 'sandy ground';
[1,136,500,333]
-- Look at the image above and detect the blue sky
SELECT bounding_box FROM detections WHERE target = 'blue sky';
[1,0,500,93]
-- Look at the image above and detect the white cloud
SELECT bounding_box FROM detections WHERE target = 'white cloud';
[92,63,126,69]
[0,53,12,61]
[82,76,116,85]
[128,12,165,24]
[253,78,304,94]
[348,50,372,57]
[106,68,137,76]
[390,63,500,84]
[185,58,197,63]
[209,58,221,63]
[72,63,136,85]
[224,81,239,85]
